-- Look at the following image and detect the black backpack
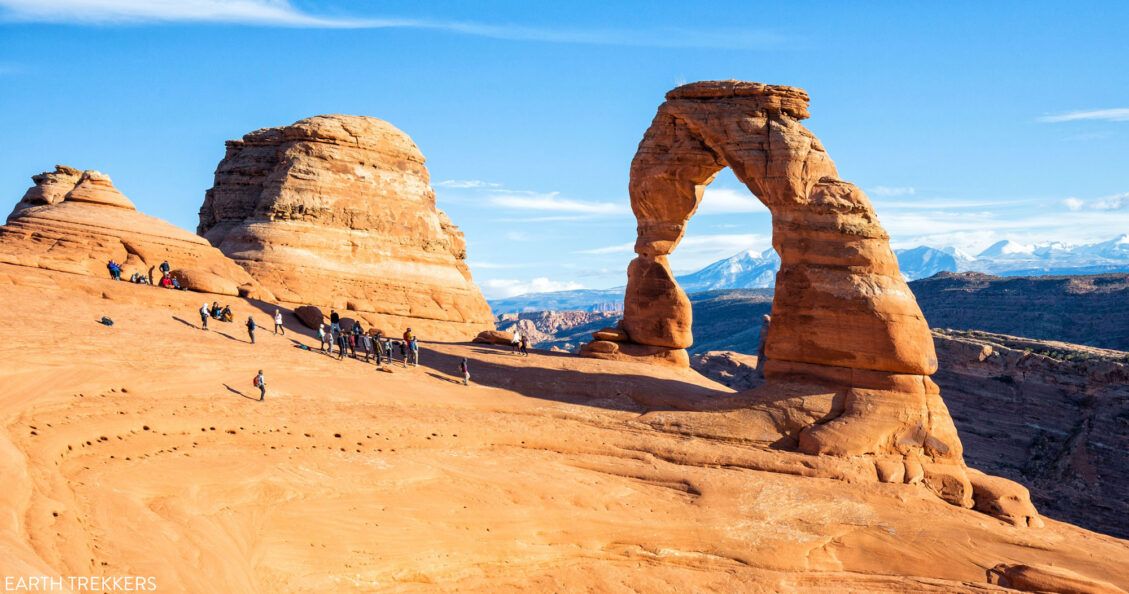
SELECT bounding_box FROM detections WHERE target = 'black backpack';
[100,316,114,326]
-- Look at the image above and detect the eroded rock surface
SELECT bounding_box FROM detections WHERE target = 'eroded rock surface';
[198,115,494,341]
[0,165,265,297]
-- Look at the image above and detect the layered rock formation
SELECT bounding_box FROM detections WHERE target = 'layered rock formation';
[583,82,970,506]
[198,115,494,341]
[0,166,266,297]
[912,272,1129,351]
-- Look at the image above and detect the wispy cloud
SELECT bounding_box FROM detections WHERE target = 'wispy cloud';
[1062,197,1085,211]
[479,277,584,299]
[0,1,786,49]
[436,179,501,189]
[869,186,916,197]
[1037,108,1129,123]
[488,191,623,215]
[696,187,767,214]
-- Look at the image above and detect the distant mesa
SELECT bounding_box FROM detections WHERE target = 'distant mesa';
[0,165,267,298]
[197,114,495,340]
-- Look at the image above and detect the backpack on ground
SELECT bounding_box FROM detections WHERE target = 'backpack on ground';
[100,316,114,327]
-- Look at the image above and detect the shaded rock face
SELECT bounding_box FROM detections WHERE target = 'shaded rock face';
[198,115,494,341]
[912,272,1129,351]
[0,165,265,297]
[591,81,961,476]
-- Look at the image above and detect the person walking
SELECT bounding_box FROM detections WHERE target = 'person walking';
[511,330,521,355]
[273,309,285,335]
[318,323,329,353]
[409,336,419,367]
[246,315,257,344]
[254,370,266,401]
[199,302,210,331]
[459,358,470,386]
[519,333,529,357]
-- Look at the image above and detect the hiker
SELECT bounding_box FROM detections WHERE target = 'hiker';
[755,314,771,378]
[211,302,221,319]
[220,305,233,322]
[329,310,341,335]
[159,260,170,276]
[254,370,266,401]
[409,335,419,367]
[336,329,348,360]
[318,323,329,353]
[361,333,373,363]
[273,309,285,335]
[398,340,408,365]
[519,333,529,357]
[459,358,470,386]
[171,276,182,290]
[347,331,357,358]
[107,260,122,280]
[374,334,389,366]
[246,315,257,344]
[160,274,174,288]
[351,323,364,358]
[199,302,210,331]
[510,330,521,354]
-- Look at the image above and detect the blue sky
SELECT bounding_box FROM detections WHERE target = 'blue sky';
[1,1,1127,298]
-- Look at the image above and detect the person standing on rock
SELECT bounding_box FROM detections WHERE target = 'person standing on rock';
[755,314,771,378]
[254,370,266,401]
[159,260,170,276]
[520,333,529,357]
[336,328,348,361]
[330,310,341,335]
[459,358,470,386]
[246,315,257,344]
[398,340,408,366]
[511,330,522,355]
[273,309,285,335]
[199,302,210,331]
[409,335,419,367]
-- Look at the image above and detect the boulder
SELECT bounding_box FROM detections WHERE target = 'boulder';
[169,269,239,296]
[592,327,630,342]
[988,563,1126,594]
[473,330,514,346]
[968,469,1043,528]
[197,115,496,341]
[294,305,324,330]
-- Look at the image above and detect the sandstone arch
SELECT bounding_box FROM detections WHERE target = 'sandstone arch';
[587,81,969,476]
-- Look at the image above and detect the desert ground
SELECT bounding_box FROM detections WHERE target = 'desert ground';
[2,263,1127,593]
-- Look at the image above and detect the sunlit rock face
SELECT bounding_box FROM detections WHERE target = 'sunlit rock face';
[198,115,494,340]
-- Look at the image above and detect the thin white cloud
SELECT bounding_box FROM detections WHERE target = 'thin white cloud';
[436,179,501,189]
[1090,192,1128,211]
[488,191,623,215]
[869,186,916,197]
[1037,108,1129,123]
[696,187,767,214]
[480,277,584,299]
[0,1,786,49]
[1062,197,1085,211]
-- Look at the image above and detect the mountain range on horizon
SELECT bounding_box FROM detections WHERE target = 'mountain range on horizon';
[490,234,1129,313]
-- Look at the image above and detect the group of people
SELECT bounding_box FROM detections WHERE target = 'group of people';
[198,302,235,330]
[314,311,421,369]
[510,329,530,356]
[108,259,182,290]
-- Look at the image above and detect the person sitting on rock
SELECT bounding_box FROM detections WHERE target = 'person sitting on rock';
[160,274,173,288]
[273,309,285,335]
[246,315,257,344]
[171,276,182,290]
[221,305,233,322]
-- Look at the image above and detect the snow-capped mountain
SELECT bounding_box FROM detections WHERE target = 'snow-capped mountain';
[486,236,1129,313]
[676,248,780,292]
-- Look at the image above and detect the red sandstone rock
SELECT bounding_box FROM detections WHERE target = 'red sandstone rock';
[989,563,1126,594]
[0,166,269,299]
[473,330,514,346]
[294,305,324,330]
[197,115,494,341]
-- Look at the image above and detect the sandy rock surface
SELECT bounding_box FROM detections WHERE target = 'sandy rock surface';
[1,264,1126,592]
